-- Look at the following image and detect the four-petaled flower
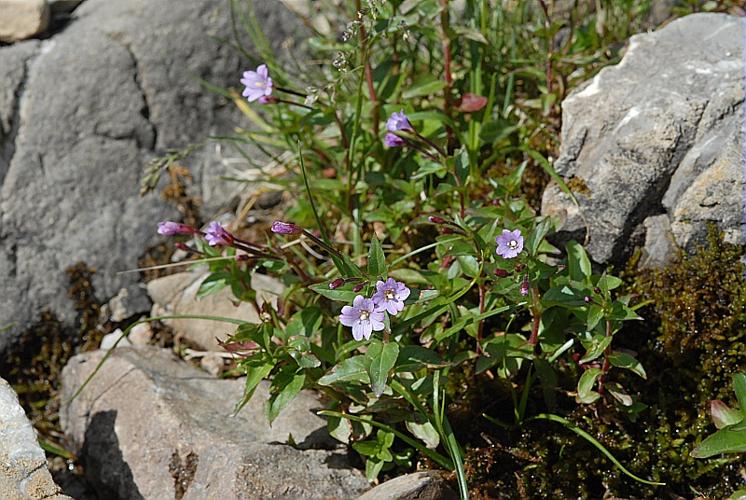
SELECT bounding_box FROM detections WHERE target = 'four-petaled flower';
[240,64,273,103]
[372,278,410,316]
[386,110,413,132]
[384,133,405,148]
[204,221,234,246]
[495,229,524,259]
[157,221,195,236]
[339,295,385,341]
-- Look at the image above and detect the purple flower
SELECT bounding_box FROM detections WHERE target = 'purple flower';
[384,133,405,148]
[520,276,530,296]
[495,229,524,259]
[240,64,273,103]
[157,221,196,236]
[339,295,385,341]
[204,221,234,246]
[271,221,302,235]
[386,110,413,132]
[371,278,410,316]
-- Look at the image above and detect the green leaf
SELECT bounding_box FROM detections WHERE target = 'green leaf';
[327,414,352,443]
[597,275,622,293]
[267,371,305,423]
[308,283,359,302]
[406,419,440,449]
[402,77,446,99]
[542,286,587,308]
[457,255,479,278]
[733,373,746,413]
[364,457,385,481]
[352,440,380,457]
[577,367,602,404]
[234,361,274,415]
[366,340,400,397]
[608,351,647,379]
[526,218,553,257]
[579,336,613,363]
[197,272,230,298]
[318,356,370,386]
[566,240,592,284]
[586,305,604,331]
[367,236,387,278]
[691,420,746,458]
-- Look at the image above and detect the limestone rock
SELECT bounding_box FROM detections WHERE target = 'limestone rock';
[0,377,70,499]
[541,13,744,267]
[146,270,284,351]
[358,471,458,500]
[60,347,369,499]
[0,0,302,354]
[0,0,50,43]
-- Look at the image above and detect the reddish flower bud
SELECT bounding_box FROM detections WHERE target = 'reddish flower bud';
[352,282,366,293]
[457,93,488,113]
[441,227,455,235]
[329,278,345,289]
[494,268,509,278]
[584,295,591,303]
[428,215,447,224]
[593,287,602,294]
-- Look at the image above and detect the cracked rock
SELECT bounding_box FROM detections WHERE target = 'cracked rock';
[541,13,744,267]
[0,376,71,499]
[60,347,370,499]
[0,0,303,354]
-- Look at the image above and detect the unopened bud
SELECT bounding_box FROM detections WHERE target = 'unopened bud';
[593,287,602,294]
[494,268,509,278]
[584,295,591,303]
[520,275,530,296]
[329,278,345,289]
[441,227,455,235]
[236,254,250,262]
[271,221,302,235]
[352,282,366,293]
[428,215,447,224]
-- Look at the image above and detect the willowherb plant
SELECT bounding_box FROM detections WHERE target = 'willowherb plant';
[152,0,662,494]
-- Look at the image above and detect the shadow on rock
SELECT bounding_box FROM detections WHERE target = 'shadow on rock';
[81,410,144,500]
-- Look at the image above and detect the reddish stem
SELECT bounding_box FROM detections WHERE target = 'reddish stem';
[355,0,379,137]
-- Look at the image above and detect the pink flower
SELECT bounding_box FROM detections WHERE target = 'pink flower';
[157,221,196,236]
[240,64,273,103]
[204,221,234,246]
[386,110,413,132]
[384,133,405,147]
[339,295,385,341]
[496,229,524,259]
[371,278,410,316]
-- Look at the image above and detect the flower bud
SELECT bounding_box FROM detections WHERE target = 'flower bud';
[494,268,509,278]
[441,227,455,235]
[520,276,530,296]
[428,215,447,224]
[157,221,197,236]
[271,221,302,235]
[352,282,366,293]
[593,287,602,294]
[329,278,345,290]
[584,295,591,303]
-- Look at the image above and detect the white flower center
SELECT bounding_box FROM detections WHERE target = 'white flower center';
[508,239,518,249]
[255,81,265,88]
[384,290,395,300]
[359,310,370,321]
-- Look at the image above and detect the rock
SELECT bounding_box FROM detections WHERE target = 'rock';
[99,330,132,350]
[102,285,151,323]
[60,347,369,499]
[0,377,71,499]
[199,352,224,376]
[127,320,152,346]
[0,0,303,354]
[541,13,744,267]
[146,270,284,351]
[47,0,81,15]
[0,0,50,43]
[358,471,457,500]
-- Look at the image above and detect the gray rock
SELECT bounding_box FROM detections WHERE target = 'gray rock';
[358,471,457,500]
[0,0,50,43]
[541,13,744,267]
[146,270,284,351]
[0,0,302,353]
[0,377,71,499]
[60,347,370,499]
